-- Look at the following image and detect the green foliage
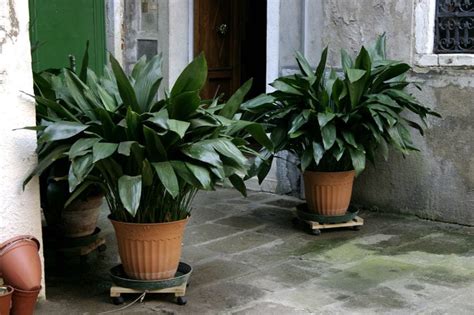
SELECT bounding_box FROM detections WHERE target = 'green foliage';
[25,53,272,223]
[245,34,440,177]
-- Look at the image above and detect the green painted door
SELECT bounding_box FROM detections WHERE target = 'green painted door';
[29,0,106,74]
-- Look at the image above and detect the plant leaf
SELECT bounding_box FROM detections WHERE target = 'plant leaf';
[152,161,179,198]
[321,122,336,150]
[38,121,89,143]
[118,175,142,217]
[220,79,253,118]
[69,138,100,158]
[229,174,247,197]
[93,142,118,162]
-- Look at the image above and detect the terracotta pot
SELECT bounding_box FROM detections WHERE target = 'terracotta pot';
[10,287,41,315]
[110,217,188,280]
[303,170,355,216]
[0,285,13,315]
[60,194,103,237]
[0,236,42,291]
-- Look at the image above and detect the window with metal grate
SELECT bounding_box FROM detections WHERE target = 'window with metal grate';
[434,0,474,53]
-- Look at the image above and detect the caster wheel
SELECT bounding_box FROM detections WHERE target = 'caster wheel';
[176,296,187,305]
[310,229,321,236]
[112,296,125,305]
[98,244,107,252]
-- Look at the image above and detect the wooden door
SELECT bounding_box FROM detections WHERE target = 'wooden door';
[29,0,106,74]
[194,0,241,100]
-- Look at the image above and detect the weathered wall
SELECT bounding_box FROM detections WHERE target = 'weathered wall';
[280,0,474,225]
[0,0,45,296]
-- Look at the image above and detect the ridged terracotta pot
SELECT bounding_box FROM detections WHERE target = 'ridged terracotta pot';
[0,236,42,291]
[0,285,13,315]
[303,170,355,216]
[61,194,103,237]
[110,217,188,280]
[10,286,41,315]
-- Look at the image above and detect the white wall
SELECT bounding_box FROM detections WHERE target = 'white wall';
[0,0,44,297]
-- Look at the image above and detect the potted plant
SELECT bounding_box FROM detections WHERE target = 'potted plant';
[245,34,440,216]
[25,45,104,238]
[24,52,272,280]
[0,285,13,315]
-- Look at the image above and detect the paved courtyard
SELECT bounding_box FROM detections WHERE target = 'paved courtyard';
[36,188,474,314]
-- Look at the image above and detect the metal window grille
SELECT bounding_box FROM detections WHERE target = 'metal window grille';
[434,0,474,53]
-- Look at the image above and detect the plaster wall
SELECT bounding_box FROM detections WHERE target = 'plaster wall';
[0,0,44,296]
[285,0,474,225]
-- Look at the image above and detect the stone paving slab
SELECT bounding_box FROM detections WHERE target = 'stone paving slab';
[35,188,474,314]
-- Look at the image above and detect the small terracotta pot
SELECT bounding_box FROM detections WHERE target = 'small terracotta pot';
[0,285,14,315]
[303,170,355,216]
[10,286,41,315]
[61,194,103,237]
[110,217,188,280]
[0,236,42,291]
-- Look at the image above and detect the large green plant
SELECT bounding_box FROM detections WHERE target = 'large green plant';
[245,35,440,179]
[25,53,272,223]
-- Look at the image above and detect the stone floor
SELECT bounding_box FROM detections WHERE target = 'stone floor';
[36,188,474,314]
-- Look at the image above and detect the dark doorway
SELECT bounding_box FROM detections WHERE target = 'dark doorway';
[194,0,267,100]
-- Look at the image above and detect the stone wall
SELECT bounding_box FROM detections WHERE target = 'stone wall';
[0,0,44,296]
[279,0,474,225]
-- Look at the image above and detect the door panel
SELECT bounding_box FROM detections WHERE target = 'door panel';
[29,0,106,74]
[194,0,240,99]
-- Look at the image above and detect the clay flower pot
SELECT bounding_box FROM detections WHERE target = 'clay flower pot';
[60,194,103,238]
[303,170,355,216]
[110,217,188,280]
[0,285,14,315]
[0,236,42,291]
[10,286,41,315]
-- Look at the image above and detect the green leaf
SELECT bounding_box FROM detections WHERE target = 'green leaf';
[314,46,328,89]
[117,141,137,156]
[301,147,313,171]
[167,119,191,138]
[185,163,212,189]
[348,147,366,176]
[312,142,325,165]
[271,79,303,95]
[321,122,336,150]
[79,41,90,82]
[72,153,94,183]
[241,94,275,110]
[69,138,100,158]
[346,69,367,83]
[133,54,163,112]
[295,51,315,80]
[211,139,247,166]
[342,130,358,148]
[118,175,142,217]
[92,142,118,162]
[109,54,140,113]
[340,49,353,72]
[23,145,69,188]
[171,53,207,97]
[245,123,274,151]
[152,161,179,198]
[147,108,169,129]
[170,160,201,187]
[38,121,89,143]
[220,79,253,118]
[229,174,247,197]
[143,126,167,160]
[168,90,201,119]
[182,142,222,167]
[317,112,336,128]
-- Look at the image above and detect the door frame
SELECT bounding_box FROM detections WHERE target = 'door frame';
[187,0,280,92]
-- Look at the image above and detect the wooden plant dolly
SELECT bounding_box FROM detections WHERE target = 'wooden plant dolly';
[109,262,192,306]
[44,227,106,264]
[294,204,364,235]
